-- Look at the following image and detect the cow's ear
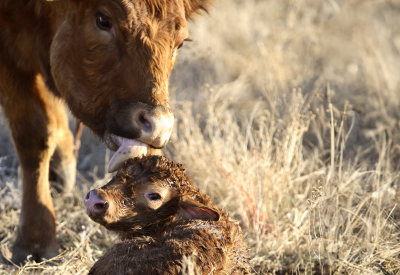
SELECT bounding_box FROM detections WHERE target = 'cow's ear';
[177,198,220,221]
[183,0,214,20]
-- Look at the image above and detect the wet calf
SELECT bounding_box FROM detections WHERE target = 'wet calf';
[85,155,250,275]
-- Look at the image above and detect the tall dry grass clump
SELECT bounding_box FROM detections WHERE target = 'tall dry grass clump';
[168,86,400,274]
[1,0,400,274]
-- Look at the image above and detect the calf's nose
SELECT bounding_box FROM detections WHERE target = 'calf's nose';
[85,190,109,215]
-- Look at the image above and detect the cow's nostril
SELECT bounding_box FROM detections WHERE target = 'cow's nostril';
[138,113,152,132]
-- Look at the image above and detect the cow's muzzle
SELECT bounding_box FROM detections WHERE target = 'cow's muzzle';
[105,102,174,172]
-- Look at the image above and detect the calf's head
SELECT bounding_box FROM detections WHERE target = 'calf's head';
[84,156,219,234]
[50,0,212,172]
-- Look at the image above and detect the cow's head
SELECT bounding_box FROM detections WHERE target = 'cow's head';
[84,156,219,236]
[50,0,212,172]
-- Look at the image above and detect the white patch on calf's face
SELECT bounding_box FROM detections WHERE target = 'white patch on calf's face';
[135,182,176,210]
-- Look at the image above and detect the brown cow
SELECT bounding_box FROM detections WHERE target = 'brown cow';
[0,0,212,264]
[85,156,251,274]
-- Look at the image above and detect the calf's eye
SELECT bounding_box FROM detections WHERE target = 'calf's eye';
[149,193,161,201]
[97,16,112,30]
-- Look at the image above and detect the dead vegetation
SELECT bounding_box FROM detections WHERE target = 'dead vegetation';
[1,0,400,274]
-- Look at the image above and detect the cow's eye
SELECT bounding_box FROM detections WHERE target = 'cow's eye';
[149,193,161,201]
[177,38,192,49]
[97,16,112,30]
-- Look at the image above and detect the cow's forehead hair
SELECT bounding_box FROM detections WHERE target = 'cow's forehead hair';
[108,0,183,18]
[106,0,185,42]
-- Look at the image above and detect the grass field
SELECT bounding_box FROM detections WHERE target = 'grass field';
[1,0,400,274]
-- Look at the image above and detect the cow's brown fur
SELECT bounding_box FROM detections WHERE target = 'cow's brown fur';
[86,156,251,275]
[0,0,212,264]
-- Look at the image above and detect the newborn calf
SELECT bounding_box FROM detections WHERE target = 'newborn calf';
[85,155,250,275]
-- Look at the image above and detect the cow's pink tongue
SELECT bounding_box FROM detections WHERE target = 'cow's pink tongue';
[108,138,148,173]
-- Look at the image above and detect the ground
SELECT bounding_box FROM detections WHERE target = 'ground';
[1,0,400,274]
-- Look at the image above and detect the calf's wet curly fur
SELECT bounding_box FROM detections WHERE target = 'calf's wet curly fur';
[85,155,250,274]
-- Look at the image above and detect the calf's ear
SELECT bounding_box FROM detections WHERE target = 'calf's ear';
[178,198,219,221]
[183,0,214,20]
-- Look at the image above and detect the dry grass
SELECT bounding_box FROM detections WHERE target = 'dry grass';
[1,0,400,274]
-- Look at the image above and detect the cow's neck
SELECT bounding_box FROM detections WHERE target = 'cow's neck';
[0,0,69,96]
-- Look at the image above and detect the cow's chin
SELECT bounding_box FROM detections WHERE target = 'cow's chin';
[104,133,148,173]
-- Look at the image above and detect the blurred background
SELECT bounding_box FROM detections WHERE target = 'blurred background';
[1,0,400,273]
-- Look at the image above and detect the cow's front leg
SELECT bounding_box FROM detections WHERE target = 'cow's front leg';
[48,98,76,194]
[2,74,60,264]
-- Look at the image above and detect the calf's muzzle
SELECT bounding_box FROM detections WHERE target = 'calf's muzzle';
[85,190,109,216]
